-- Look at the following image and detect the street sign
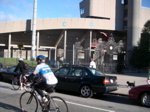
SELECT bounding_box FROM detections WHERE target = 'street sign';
[17,43,24,49]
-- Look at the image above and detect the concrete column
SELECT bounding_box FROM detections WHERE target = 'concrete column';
[36,31,39,57]
[49,48,51,60]
[54,48,56,61]
[126,0,142,64]
[127,0,141,49]
[26,50,28,60]
[8,33,11,58]
[89,30,92,58]
[64,30,67,62]
[83,31,92,65]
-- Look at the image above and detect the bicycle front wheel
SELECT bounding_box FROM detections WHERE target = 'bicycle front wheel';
[12,75,20,90]
[49,96,69,112]
[20,91,38,112]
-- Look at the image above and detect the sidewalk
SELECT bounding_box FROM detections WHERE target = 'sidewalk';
[106,72,148,96]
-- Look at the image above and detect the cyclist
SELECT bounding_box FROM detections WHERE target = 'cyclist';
[14,58,29,90]
[28,55,58,102]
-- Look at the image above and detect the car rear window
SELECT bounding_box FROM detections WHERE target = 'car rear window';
[88,68,104,76]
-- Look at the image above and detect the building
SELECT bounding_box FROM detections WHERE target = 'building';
[80,0,150,63]
[0,0,150,71]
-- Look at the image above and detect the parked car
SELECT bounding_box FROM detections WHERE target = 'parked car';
[0,66,19,81]
[54,65,118,98]
[129,84,150,107]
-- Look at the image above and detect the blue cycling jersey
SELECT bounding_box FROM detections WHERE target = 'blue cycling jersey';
[33,63,58,85]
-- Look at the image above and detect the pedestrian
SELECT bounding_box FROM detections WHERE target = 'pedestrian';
[14,58,29,90]
[89,58,96,69]
[147,67,150,84]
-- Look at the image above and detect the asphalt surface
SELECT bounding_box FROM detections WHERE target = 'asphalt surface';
[0,72,148,112]
[108,72,148,96]
[0,72,148,96]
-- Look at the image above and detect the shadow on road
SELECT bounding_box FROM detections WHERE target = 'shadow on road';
[0,102,22,112]
[56,89,144,107]
[93,93,142,107]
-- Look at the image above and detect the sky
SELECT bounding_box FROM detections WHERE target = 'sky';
[0,0,150,22]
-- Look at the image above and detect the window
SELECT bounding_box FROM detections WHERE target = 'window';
[55,68,69,76]
[70,68,83,77]
[83,70,89,77]
[80,7,84,15]
[89,68,103,76]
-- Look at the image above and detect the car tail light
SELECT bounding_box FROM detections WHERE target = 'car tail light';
[103,79,110,84]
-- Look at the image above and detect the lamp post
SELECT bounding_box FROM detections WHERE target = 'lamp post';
[31,0,37,60]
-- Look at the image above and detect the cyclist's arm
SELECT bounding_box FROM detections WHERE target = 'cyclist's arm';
[14,63,20,72]
[27,65,41,82]
[27,73,35,82]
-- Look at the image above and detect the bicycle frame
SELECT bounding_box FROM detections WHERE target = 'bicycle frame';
[20,83,69,112]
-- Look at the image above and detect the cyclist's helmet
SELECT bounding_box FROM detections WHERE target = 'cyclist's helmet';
[19,58,23,61]
[36,55,46,62]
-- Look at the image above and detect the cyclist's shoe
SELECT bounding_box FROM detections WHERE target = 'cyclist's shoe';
[24,86,27,90]
[42,96,48,102]
[20,87,23,90]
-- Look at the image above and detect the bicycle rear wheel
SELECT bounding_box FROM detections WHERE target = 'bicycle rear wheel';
[20,91,38,112]
[12,75,20,90]
[48,96,69,112]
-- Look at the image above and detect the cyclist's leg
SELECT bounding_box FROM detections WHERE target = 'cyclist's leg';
[23,74,29,85]
[20,74,23,90]
[21,73,28,90]
[34,82,46,97]
[45,85,55,93]
[24,73,29,81]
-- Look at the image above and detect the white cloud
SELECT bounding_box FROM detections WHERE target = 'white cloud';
[0,11,16,22]
[0,0,33,22]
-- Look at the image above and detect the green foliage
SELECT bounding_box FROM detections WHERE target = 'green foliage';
[130,20,150,69]
[0,58,37,67]
[0,57,57,72]
[142,20,150,33]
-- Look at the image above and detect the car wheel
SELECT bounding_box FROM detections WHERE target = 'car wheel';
[80,85,93,98]
[0,74,3,81]
[140,93,150,107]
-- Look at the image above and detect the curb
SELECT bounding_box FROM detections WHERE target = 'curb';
[108,92,129,97]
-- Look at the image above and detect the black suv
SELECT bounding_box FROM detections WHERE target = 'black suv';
[54,65,118,98]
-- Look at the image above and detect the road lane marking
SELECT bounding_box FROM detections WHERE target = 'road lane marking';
[66,101,116,112]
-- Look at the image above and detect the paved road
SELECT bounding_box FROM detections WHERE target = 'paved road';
[0,72,149,112]
[107,72,148,96]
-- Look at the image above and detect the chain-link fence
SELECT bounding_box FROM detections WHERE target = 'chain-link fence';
[0,50,148,73]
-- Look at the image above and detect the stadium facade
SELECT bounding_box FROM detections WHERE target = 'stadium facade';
[0,0,150,70]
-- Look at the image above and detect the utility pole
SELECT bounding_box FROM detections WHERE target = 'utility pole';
[31,0,37,60]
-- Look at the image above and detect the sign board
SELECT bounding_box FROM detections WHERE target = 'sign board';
[17,43,24,49]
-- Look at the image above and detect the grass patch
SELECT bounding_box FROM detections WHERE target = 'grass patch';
[0,58,37,67]
[0,58,58,72]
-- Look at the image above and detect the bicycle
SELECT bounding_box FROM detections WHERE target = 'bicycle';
[12,73,30,90]
[19,82,69,112]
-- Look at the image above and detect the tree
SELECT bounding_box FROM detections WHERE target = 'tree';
[130,20,150,70]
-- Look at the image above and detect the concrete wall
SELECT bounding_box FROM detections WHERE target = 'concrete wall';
[0,18,115,34]
[140,7,150,30]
